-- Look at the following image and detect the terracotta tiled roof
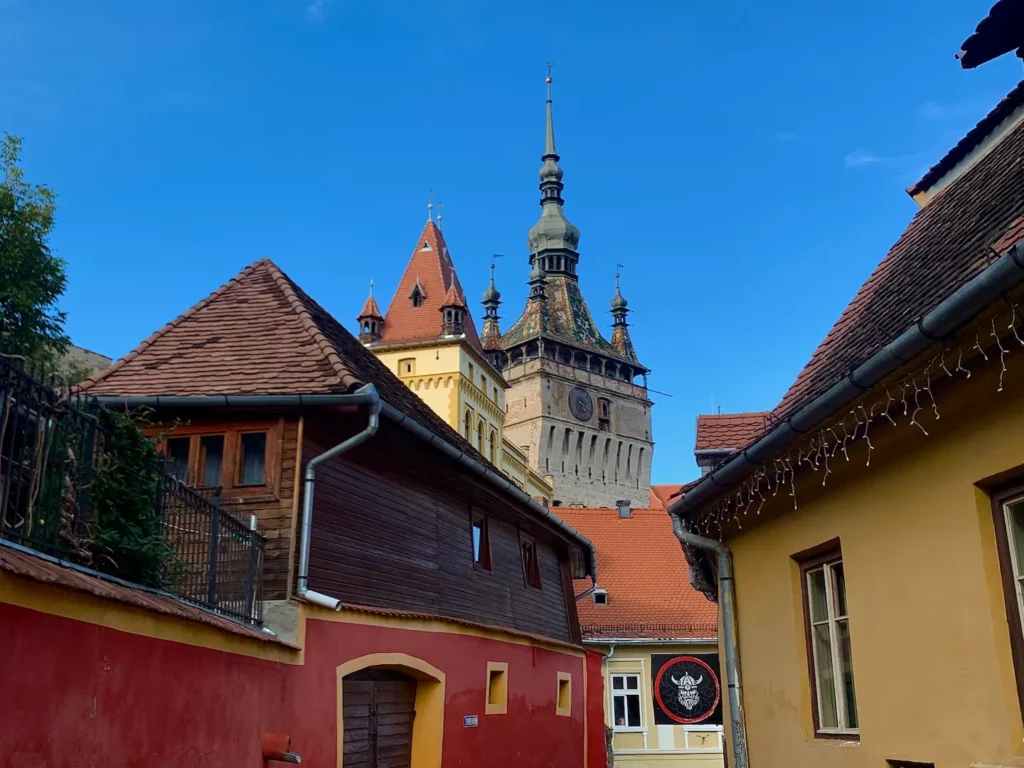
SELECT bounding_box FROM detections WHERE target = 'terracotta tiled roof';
[695,412,770,452]
[378,221,483,353]
[442,282,466,307]
[776,112,1024,420]
[556,508,717,640]
[649,484,685,510]
[0,544,294,647]
[908,80,1024,196]
[80,259,491,466]
[501,276,645,369]
[358,294,383,320]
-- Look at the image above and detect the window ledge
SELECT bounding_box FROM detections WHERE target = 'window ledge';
[613,727,647,734]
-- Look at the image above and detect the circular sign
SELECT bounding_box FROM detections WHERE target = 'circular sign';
[653,656,720,724]
[568,387,593,421]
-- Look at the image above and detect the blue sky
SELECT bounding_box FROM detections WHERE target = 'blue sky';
[2,0,1021,482]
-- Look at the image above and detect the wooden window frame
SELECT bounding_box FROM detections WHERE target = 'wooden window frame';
[151,420,280,499]
[470,512,492,573]
[519,532,542,590]
[795,539,859,739]
[610,672,643,732]
[990,481,1024,720]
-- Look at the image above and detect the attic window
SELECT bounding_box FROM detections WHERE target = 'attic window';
[593,589,608,605]
[421,241,431,250]
[411,284,426,307]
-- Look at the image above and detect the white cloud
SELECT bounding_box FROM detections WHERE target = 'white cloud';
[844,150,881,169]
[921,101,946,120]
[306,0,333,22]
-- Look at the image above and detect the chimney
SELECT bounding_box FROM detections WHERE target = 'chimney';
[616,500,631,518]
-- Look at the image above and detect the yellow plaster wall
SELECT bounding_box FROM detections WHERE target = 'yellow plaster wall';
[589,642,723,768]
[722,360,1024,767]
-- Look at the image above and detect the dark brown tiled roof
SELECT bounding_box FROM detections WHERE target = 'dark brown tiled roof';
[0,544,294,647]
[907,80,1024,197]
[956,0,1024,70]
[378,221,484,353]
[777,115,1024,420]
[556,508,717,640]
[695,412,770,451]
[80,259,491,467]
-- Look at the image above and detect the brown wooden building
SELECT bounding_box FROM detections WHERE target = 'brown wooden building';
[79,258,606,767]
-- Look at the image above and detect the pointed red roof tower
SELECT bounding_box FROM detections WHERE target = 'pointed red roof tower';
[377,220,484,353]
[356,282,384,344]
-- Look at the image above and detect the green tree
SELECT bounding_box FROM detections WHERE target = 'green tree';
[0,134,69,358]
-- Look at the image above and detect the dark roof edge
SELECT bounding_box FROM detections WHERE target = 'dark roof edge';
[907,79,1024,197]
[670,237,1024,517]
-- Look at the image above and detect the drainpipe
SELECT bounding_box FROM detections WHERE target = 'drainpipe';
[296,384,382,610]
[670,513,749,768]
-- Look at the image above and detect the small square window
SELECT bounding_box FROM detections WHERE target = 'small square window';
[520,534,541,589]
[238,433,267,486]
[198,435,224,486]
[485,662,508,715]
[472,514,491,571]
[398,357,415,375]
[556,672,572,717]
[593,589,608,605]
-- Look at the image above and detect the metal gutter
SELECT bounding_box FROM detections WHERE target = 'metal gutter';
[94,391,598,580]
[669,516,749,768]
[670,238,1024,516]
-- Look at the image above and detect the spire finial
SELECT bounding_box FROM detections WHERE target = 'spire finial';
[544,62,556,159]
[427,190,435,223]
[437,200,444,231]
[369,278,374,297]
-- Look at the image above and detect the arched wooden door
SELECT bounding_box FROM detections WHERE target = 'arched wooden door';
[342,670,417,768]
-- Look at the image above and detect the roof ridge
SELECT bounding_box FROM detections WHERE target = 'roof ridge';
[80,259,271,392]
[262,261,361,392]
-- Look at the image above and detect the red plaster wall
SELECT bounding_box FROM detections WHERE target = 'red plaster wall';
[0,603,592,768]
[585,650,608,768]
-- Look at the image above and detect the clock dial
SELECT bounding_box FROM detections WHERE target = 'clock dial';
[568,387,594,422]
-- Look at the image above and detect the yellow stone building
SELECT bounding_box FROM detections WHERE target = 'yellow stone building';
[357,218,552,502]
[668,75,1024,767]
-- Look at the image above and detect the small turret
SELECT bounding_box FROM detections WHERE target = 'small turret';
[528,257,547,302]
[610,271,637,361]
[481,261,503,349]
[357,280,384,344]
[440,280,468,338]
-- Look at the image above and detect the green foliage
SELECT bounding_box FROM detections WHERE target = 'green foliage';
[90,408,173,588]
[0,134,69,359]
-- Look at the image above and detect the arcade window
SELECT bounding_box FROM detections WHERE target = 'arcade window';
[471,514,491,571]
[611,674,642,730]
[799,545,859,737]
[520,534,541,589]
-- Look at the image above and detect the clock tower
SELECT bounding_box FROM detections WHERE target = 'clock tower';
[487,72,654,508]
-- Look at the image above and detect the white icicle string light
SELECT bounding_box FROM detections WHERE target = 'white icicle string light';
[690,298,1024,538]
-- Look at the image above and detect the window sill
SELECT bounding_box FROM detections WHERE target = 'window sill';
[613,727,647,734]
[813,730,860,742]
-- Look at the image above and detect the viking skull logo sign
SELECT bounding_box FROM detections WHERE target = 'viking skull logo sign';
[653,656,721,724]
[670,670,703,710]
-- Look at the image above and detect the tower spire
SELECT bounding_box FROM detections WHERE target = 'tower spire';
[481,256,503,351]
[544,62,557,159]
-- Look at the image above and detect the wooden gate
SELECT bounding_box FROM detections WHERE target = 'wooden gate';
[342,670,417,768]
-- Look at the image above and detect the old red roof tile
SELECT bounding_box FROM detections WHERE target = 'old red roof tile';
[556,508,717,640]
[695,412,770,451]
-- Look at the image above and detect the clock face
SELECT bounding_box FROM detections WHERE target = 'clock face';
[568,387,594,422]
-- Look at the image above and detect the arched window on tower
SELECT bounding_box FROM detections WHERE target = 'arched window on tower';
[464,410,472,441]
[477,419,485,453]
[489,430,497,464]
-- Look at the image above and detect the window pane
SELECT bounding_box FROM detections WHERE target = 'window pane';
[625,676,638,690]
[240,433,267,485]
[808,568,828,622]
[612,677,624,690]
[472,519,483,562]
[200,436,224,486]
[626,694,641,727]
[836,619,858,729]
[166,437,190,481]
[813,624,838,729]
[1006,500,1024,578]
[831,562,848,617]
[613,696,626,726]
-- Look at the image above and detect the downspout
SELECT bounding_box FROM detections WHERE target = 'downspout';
[296,384,382,610]
[670,513,749,768]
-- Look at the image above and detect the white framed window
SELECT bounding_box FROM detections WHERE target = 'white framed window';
[610,673,643,731]
[804,553,858,736]
[1002,497,1024,633]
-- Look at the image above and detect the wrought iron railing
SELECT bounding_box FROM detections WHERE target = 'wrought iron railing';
[0,348,265,624]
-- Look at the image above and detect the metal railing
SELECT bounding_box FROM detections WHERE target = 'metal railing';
[0,348,265,625]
